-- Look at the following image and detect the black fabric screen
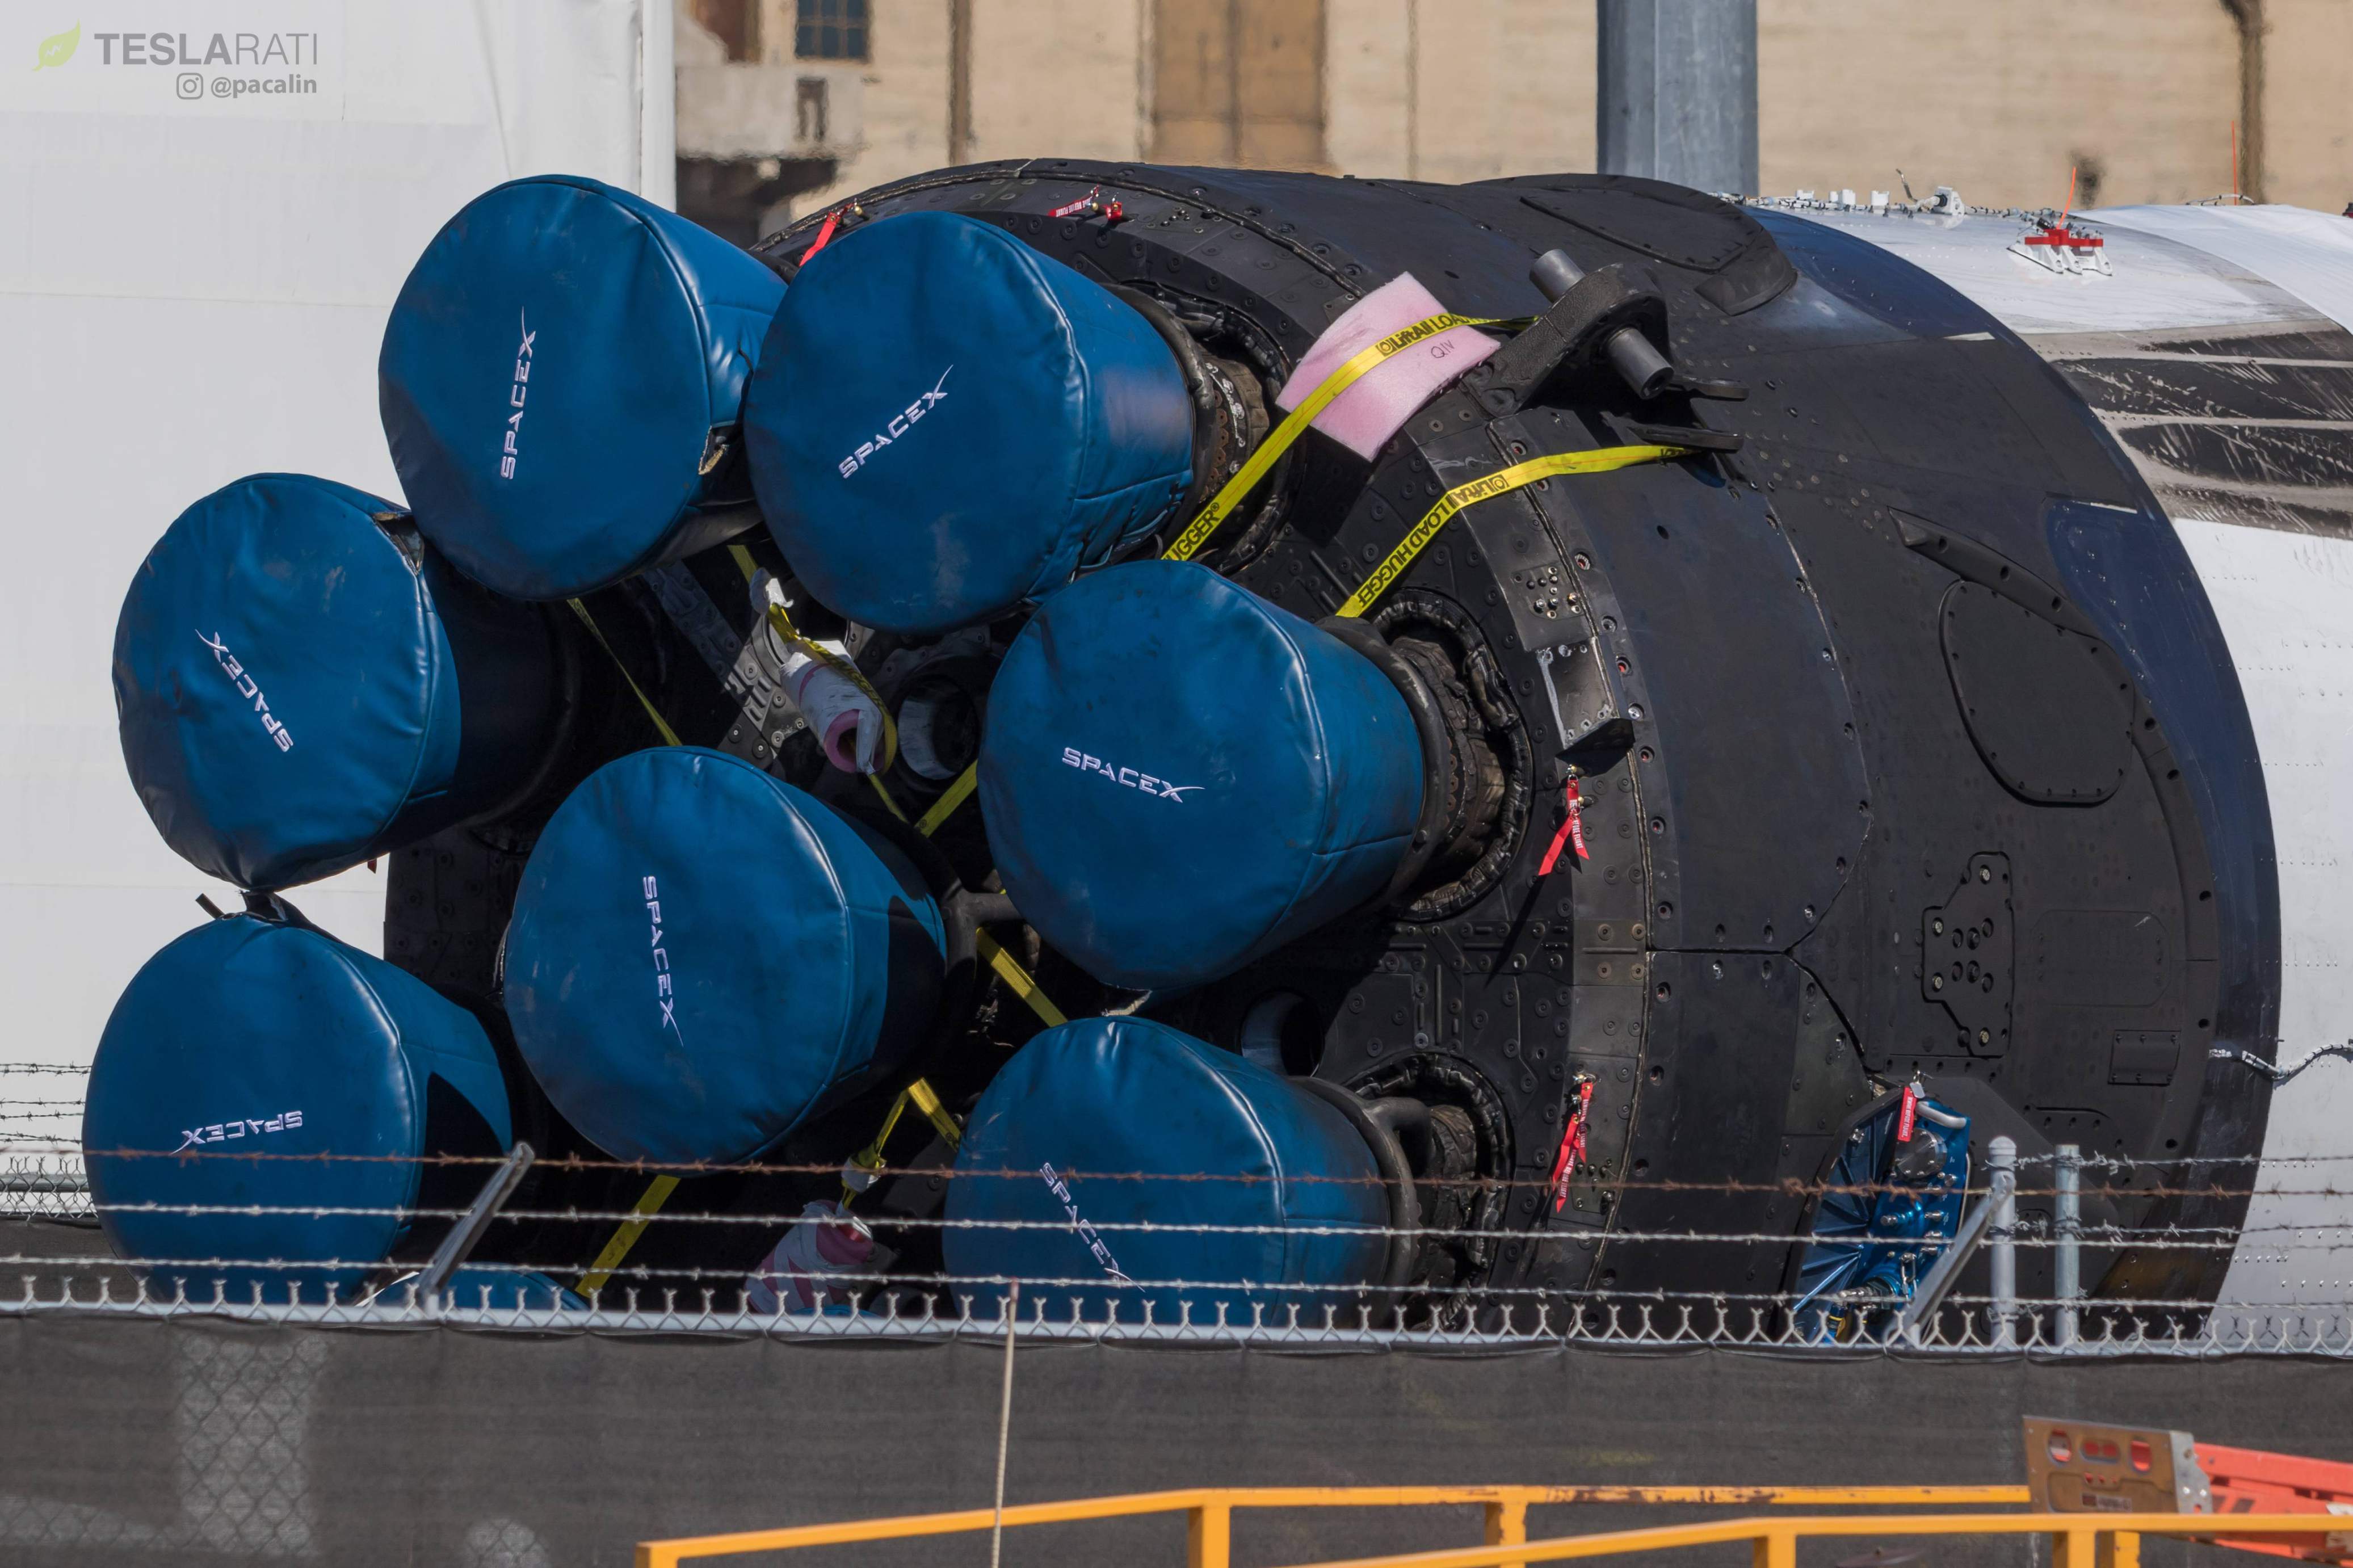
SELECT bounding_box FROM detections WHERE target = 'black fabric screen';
[3,1319,2350,1568]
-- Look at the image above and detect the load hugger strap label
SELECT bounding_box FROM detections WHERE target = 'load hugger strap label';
[1161,309,1523,565]
[1334,444,1688,619]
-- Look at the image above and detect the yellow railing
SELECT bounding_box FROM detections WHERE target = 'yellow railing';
[1280,1512,2351,1568]
[632,1483,2031,1567]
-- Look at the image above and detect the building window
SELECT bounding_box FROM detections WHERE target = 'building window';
[796,0,868,61]
[690,0,759,62]
[796,77,829,144]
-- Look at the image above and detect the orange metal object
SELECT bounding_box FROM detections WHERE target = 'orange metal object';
[1273,1514,2343,1568]
[631,1484,2031,1568]
[2199,1444,2353,1564]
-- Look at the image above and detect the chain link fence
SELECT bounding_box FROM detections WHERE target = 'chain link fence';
[8,1148,2352,1352]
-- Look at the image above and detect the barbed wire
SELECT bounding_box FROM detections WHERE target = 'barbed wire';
[7,1141,2352,1207]
[0,1255,2291,1310]
[37,1203,2304,1245]
[25,1133,2353,1171]
[1,1266,2341,1356]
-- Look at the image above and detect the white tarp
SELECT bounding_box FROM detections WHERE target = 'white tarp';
[0,2,671,1069]
[1773,202,2331,339]
[2089,201,2353,339]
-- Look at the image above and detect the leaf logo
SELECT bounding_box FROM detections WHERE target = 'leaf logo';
[34,22,78,70]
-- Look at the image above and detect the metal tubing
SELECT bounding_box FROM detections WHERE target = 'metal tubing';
[1486,1498,1530,1568]
[1530,249,1587,301]
[1605,330,1675,398]
[414,1141,533,1302]
[637,1505,2342,1568]
[635,1488,2033,1566]
[1893,1135,2017,1343]
[1190,1501,1233,1568]
[1989,1136,2018,1348]
[2056,1143,2082,1349]
[1596,0,1759,194]
[1527,247,1676,401]
[990,1281,1019,1568]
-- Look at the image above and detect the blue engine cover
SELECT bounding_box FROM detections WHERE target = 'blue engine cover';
[82,915,514,1302]
[380,175,787,599]
[113,473,560,892]
[504,747,946,1165]
[980,561,1423,989]
[743,211,1194,633]
[945,1018,1388,1321]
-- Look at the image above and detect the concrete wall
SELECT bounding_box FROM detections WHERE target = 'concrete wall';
[968,0,1150,165]
[762,0,1146,211]
[1760,0,2243,210]
[745,0,951,207]
[2264,0,2353,211]
[1327,0,1596,183]
[699,1,2350,221]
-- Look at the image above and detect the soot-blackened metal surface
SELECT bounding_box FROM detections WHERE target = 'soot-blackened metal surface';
[385,160,2279,1315]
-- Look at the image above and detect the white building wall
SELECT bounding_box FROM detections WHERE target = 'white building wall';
[0,1,667,1071]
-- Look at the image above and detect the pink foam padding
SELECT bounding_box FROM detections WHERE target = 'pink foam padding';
[820,712,861,772]
[1275,273,1502,460]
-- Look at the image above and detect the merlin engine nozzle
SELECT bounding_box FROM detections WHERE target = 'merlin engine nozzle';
[946,1018,1396,1320]
[85,913,517,1302]
[977,561,1430,991]
[1529,247,1677,399]
[743,211,1196,635]
[381,175,787,600]
[114,474,568,892]
[503,747,946,1166]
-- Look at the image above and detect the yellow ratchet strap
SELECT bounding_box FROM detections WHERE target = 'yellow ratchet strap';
[913,766,977,837]
[573,1174,682,1297]
[842,1077,964,1205]
[905,1077,960,1145]
[1333,444,1691,619]
[904,310,1527,838]
[856,772,1063,1027]
[566,599,683,746]
[1160,309,1527,565]
[976,930,1067,1028]
[726,540,1058,1030]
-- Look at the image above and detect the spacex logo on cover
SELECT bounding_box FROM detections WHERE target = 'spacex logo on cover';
[175,1109,303,1153]
[643,876,683,1039]
[1060,747,1200,801]
[498,312,535,480]
[198,630,292,751]
[837,365,951,478]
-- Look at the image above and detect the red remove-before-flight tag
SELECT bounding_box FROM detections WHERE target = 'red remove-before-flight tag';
[1539,776,1590,875]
